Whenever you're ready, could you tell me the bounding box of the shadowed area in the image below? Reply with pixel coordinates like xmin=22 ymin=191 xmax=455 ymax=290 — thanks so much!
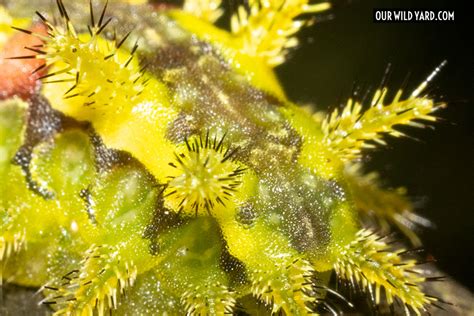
xmin=2 ymin=266 xmax=473 ymax=315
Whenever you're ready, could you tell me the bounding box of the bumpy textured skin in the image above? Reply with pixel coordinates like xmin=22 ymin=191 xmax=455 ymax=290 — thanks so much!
xmin=0 ymin=1 xmax=446 ymax=315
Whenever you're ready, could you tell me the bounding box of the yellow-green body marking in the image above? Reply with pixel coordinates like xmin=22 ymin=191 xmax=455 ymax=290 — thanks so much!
xmin=0 ymin=0 xmax=446 ymax=315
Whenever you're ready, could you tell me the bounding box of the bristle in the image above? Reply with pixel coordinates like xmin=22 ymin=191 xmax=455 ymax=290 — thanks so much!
xmin=123 ymin=41 xmax=139 ymax=68
xmin=24 ymin=46 xmax=47 ymax=55
xmin=116 ymin=30 xmax=132 ymax=49
xmin=95 ymin=17 xmax=112 ymax=36
xmin=35 ymin=11 xmax=49 ymax=23
xmin=32 ymin=63 xmax=48 ymax=75
xmin=6 ymin=55 xmax=40 ymax=61
xmin=89 ymin=0 xmax=95 ymax=28
xmin=411 ymin=60 xmax=447 ymax=98
xmin=98 ymin=0 xmax=109 ymax=30
xmin=313 ymin=284 xmax=354 ymax=309
xmin=56 ymin=0 xmax=70 ymax=22
xmin=10 ymin=26 xmax=33 ymax=35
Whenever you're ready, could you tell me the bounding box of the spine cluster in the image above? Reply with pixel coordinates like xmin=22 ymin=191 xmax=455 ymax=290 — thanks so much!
xmin=334 ymin=229 xmax=441 ymax=315
xmin=41 ymin=244 xmax=137 ymax=316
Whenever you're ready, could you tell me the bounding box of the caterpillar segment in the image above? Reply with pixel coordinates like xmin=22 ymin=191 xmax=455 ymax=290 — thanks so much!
xmin=181 ymin=282 xmax=235 ymax=315
xmin=321 ymin=85 xmax=443 ymax=162
xmin=230 ymin=0 xmax=331 ymax=66
xmin=149 ymin=217 xmax=236 ymax=315
xmin=320 ymin=65 xmax=447 ymax=245
xmin=40 ymin=244 xmax=138 ymax=316
xmin=343 ymin=164 xmax=430 ymax=246
xmin=217 ymin=206 xmax=322 ymax=315
xmin=250 ymin=258 xmax=317 ymax=315
xmin=25 ymin=0 xmax=179 ymax=183
xmin=163 ymin=132 xmax=247 ymax=218
xmin=0 ymin=0 xmax=452 ymax=315
xmin=333 ymin=229 xmax=441 ymax=315
xmin=34 ymin=2 xmax=150 ymax=115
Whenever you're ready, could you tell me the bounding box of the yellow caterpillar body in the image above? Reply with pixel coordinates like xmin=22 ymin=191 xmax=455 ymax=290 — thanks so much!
xmin=0 ymin=0 xmax=448 ymax=314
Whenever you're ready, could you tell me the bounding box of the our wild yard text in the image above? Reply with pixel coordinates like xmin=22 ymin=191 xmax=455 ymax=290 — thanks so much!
xmin=374 ymin=9 xmax=455 ymax=22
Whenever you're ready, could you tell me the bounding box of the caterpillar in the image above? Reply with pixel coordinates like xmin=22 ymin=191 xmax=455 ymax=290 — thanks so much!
xmin=0 ymin=0 xmax=459 ymax=315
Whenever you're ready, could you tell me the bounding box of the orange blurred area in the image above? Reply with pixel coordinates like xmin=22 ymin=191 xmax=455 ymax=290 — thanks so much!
xmin=0 ymin=23 xmax=47 ymax=100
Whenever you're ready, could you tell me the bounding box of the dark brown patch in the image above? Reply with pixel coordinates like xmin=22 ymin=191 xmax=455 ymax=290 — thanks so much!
xmin=143 ymin=191 xmax=186 ymax=256
xmin=79 ymin=187 xmax=97 ymax=225
xmin=257 ymin=170 xmax=342 ymax=254
xmin=154 ymin=38 xmax=303 ymax=173
xmin=12 ymin=94 xmax=69 ymax=198
xmin=88 ymin=131 xmax=121 ymax=173
xmin=219 ymin=240 xmax=248 ymax=287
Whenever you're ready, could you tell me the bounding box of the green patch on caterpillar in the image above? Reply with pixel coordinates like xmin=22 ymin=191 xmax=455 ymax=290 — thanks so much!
xmin=0 ymin=0 xmax=452 ymax=315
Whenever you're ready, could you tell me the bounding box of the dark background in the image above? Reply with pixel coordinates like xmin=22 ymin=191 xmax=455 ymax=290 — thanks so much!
xmin=0 ymin=1 xmax=471 ymax=314
xmin=274 ymin=0 xmax=473 ymax=290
